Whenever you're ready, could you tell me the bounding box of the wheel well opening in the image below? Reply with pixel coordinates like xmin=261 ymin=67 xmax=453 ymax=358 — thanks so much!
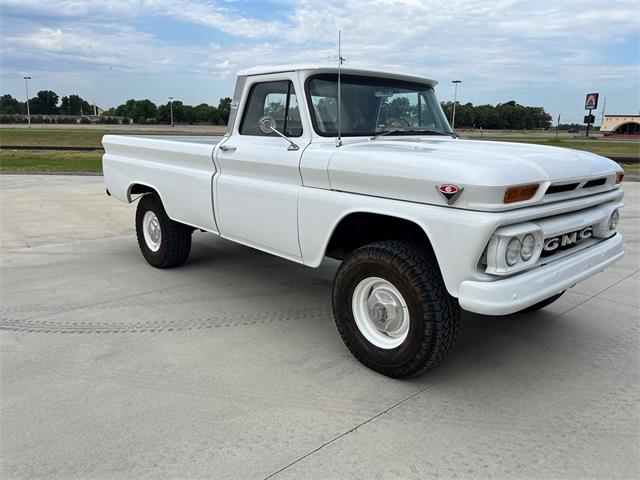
xmin=128 ymin=184 xmax=158 ymax=202
xmin=326 ymin=213 xmax=432 ymax=260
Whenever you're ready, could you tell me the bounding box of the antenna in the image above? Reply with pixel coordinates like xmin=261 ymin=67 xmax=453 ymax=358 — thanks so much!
xmin=336 ymin=30 xmax=344 ymax=147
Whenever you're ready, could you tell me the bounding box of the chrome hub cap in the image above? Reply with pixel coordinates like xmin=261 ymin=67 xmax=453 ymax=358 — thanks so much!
xmin=352 ymin=277 xmax=410 ymax=349
xmin=142 ymin=211 xmax=161 ymax=252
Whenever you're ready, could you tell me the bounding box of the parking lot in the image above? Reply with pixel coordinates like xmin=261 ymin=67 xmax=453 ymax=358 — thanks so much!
xmin=1 ymin=175 xmax=638 ymax=479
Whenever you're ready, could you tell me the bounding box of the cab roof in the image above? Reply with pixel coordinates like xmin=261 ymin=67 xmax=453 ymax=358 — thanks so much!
xmin=236 ymin=64 xmax=437 ymax=87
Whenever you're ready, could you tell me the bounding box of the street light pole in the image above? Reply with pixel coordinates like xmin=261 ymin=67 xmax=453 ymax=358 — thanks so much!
xmin=24 ymin=76 xmax=32 ymax=128
xmin=451 ymin=80 xmax=462 ymax=131
xmin=168 ymin=97 xmax=174 ymax=127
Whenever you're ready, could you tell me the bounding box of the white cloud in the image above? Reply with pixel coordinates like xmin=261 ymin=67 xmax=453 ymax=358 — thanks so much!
xmin=0 ymin=0 xmax=638 ymax=120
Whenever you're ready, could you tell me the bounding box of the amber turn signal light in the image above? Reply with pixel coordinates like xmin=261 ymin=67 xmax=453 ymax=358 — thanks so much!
xmin=504 ymin=184 xmax=539 ymax=204
xmin=616 ymin=171 xmax=624 ymax=184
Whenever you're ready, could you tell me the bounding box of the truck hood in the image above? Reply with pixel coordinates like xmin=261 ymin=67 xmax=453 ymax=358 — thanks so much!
xmin=326 ymin=137 xmax=622 ymax=210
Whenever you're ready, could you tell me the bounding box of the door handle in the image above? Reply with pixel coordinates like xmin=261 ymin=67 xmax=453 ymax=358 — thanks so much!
xmin=219 ymin=144 xmax=237 ymax=152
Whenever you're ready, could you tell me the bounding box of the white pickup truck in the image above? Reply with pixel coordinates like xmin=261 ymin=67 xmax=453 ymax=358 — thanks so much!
xmin=103 ymin=64 xmax=625 ymax=378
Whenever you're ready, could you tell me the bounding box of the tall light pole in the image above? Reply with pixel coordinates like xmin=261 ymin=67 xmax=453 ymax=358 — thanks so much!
xmin=451 ymin=80 xmax=462 ymax=131
xmin=168 ymin=97 xmax=174 ymax=127
xmin=24 ymin=76 xmax=32 ymax=128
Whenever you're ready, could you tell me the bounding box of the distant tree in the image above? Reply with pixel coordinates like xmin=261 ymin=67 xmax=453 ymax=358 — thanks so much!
xmin=101 ymin=96 xmax=231 ymax=125
xmin=60 ymin=94 xmax=92 ymax=115
xmin=386 ymin=96 xmax=412 ymax=119
xmin=193 ymin=103 xmax=220 ymax=124
xmin=29 ymin=90 xmax=59 ymax=115
xmin=526 ymin=106 xmax=552 ymax=129
xmin=454 ymin=102 xmax=475 ymax=128
xmin=114 ymin=99 xmax=158 ymax=123
xmin=473 ymin=104 xmax=501 ymax=129
xmin=157 ymin=103 xmax=171 ymax=124
xmin=440 ymin=100 xmax=551 ymax=130
xmin=167 ymin=100 xmax=187 ymax=123
xmin=0 ymin=94 xmax=24 ymax=114
xmin=496 ymin=101 xmax=522 ymax=129
xmin=217 ymin=97 xmax=232 ymax=124
xmin=182 ymin=104 xmax=197 ymax=123
xmin=264 ymin=100 xmax=285 ymax=120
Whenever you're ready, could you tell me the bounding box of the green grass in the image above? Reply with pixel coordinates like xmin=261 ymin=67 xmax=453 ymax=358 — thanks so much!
xmin=621 ymin=162 xmax=640 ymax=171
xmin=483 ymin=138 xmax=640 ymax=158
xmin=0 ymin=127 xmax=226 ymax=148
xmin=0 ymin=151 xmax=103 ymax=173
xmin=1 ymin=129 xmax=116 ymax=148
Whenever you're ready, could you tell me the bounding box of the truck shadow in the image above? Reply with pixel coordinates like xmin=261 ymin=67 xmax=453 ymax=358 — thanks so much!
xmin=1 ymin=232 xmax=587 ymax=383
xmin=186 ymin=234 xmax=584 ymax=381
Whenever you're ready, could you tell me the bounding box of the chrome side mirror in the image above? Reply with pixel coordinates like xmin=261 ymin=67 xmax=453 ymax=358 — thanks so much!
xmin=258 ymin=116 xmax=276 ymax=135
xmin=257 ymin=115 xmax=299 ymax=151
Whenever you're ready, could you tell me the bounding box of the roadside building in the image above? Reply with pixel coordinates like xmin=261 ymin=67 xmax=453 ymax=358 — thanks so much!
xmin=93 ymin=104 xmax=105 ymax=115
xmin=600 ymin=115 xmax=640 ymax=137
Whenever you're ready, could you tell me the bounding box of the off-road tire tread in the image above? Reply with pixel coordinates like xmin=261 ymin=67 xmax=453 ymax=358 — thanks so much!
xmin=136 ymin=193 xmax=192 ymax=268
xmin=333 ymin=240 xmax=461 ymax=378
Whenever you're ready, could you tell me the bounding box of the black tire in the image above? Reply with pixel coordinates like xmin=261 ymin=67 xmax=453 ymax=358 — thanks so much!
xmin=519 ymin=291 xmax=565 ymax=313
xmin=135 ymin=193 xmax=192 ymax=268
xmin=332 ymin=240 xmax=461 ymax=378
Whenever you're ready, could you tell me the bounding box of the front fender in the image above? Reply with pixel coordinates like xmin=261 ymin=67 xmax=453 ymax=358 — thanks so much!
xmin=297 ymin=187 xmax=499 ymax=298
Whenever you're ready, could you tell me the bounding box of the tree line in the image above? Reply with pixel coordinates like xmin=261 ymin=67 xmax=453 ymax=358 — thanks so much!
xmin=1 ymin=91 xmax=93 ymax=116
xmin=440 ymin=100 xmax=552 ymax=129
xmin=2 ymin=89 xmax=553 ymax=129
xmin=104 ymin=98 xmax=231 ymax=125
xmin=0 ymin=91 xmax=232 ymax=125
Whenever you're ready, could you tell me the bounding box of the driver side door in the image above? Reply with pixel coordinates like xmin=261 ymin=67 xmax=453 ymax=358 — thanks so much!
xmin=215 ymin=77 xmax=308 ymax=261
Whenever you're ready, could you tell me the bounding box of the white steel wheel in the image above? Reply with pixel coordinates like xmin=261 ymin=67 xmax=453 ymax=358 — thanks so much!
xmin=352 ymin=276 xmax=410 ymax=349
xmin=142 ymin=210 xmax=162 ymax=252
xmin=135 ymin=194 xmax=192 ymax=269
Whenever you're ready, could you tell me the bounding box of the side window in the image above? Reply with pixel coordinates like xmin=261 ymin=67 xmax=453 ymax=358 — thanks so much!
xmin=239 ymin=81 xmax=303 ymax=137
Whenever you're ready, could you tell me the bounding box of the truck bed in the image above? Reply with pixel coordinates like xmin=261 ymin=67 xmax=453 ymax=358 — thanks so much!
xmin=102 ymin=134 xmax=224 ymax=232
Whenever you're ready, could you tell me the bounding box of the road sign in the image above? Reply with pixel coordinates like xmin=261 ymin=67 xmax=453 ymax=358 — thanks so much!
xmin=585 ymin=93 xmax=599 ymax=110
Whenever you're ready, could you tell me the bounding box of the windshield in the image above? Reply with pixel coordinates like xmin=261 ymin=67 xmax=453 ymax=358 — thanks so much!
xmin=306 ymin=74 xmax=452 ymax=137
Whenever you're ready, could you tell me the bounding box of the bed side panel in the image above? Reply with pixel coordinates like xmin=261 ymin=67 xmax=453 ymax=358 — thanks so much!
xmin=102 ymin=135 xmax=218 ymax=232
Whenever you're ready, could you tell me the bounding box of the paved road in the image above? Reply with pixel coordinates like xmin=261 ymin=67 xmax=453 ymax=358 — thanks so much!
xmin=1 ymin=176 xmax=638 ymax=479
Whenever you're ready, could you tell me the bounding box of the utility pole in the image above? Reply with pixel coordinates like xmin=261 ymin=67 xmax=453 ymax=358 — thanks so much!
xmin=600 ymin=97 xmax=607 ymax=125
xmin=169 ymin=97 xmax=174 ymax=127
xmin=556 ymin=113 xmax=561 ymax=139
xmin=23 ymin=76 xmax=31 ymax=128
xmin=451 ymin=80 xmax=462 ymax=131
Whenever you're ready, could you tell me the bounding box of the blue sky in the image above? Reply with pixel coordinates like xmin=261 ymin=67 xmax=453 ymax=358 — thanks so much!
xmin=1 ymin=0 xmax=638 ymax=124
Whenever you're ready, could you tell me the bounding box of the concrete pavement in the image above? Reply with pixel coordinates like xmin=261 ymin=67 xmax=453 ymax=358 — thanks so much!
xmin=1 ymin=175 xmax=638 ymax=479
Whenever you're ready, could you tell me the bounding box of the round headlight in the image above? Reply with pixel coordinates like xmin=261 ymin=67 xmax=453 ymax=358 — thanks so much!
xmin=505 ymin=237 xmax=521 ymax=266
xmin=521 ymin=233 xmax=536 ymax=261
xmin=608 ymin=209 xmax=619 ymax=231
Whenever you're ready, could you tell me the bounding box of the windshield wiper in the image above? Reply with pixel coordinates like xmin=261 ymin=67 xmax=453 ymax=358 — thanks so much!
xmin=401 ymin=129 xmax=455 ymax=138
xmin=370 ymin=129 xmax=400 ymax=141
xmin=370 ymin=129 xmax=454 ymax=140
